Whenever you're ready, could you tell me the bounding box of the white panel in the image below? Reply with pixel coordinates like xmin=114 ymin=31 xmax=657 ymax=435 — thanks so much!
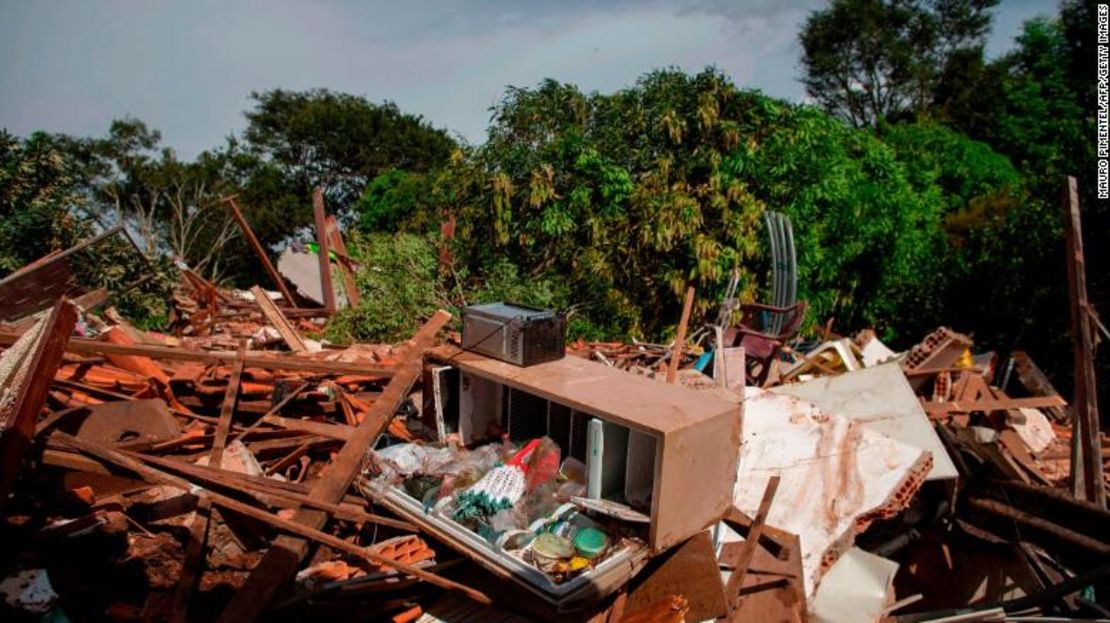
xmin=772 ymin=362 xmax=959 ymax=481
xmin=458 ymin=372 xmax=502 ymax=444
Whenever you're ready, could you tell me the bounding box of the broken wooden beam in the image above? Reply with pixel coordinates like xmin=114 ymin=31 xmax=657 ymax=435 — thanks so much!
xmin=724 ymin=475 xmax=780 ymax=613
xmin=224 ymin=196 xmax=299 ymax=308
xmin=51 ymin=431 xmax=488 ymax=605
xmin=0 ymin=333 xmax=394 ymax=377
xmin=251 ymin=286 xmax=308 ymax=353
xmin=326 ymin=214 xmax=360 ymax=307
xmin=216 ymin=310 xmax=453 ymax=622
xmin=666 ymin=286 xmax=695 ymax=384
xmin=1009 ymin=351 xmax=1067 ymax=423
xmin=920 ymin=395 xmax=1067 ymax=415
xmin=127 ymin=451 xmax=413 ymax=530
xmin=0 ymin=299 xmax=78 ymax=498
xmin=1062 ymin=175 xmax=1105 ymax=508
xmin=312 ymin=187 xmax=338 ymax=312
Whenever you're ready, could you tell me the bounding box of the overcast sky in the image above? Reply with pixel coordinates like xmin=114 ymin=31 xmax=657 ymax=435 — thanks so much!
xmin=1 ymin=0 xmax=1055 ymax=158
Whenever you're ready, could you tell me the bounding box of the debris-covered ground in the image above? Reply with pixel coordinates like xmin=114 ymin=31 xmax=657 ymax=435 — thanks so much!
xmin=1 ymin=213 xmax=1107 ymax=623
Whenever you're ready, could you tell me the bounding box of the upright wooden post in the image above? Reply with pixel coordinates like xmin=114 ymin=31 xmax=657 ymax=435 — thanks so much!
xmin=667 ymin=287 xmax=696 ymax=384
xmin=224 ymin=196 xmax=299 ymax=308
xmin=1063 ymin=175 xmax=1104 ymax=508
xmin=325 ymin=215 xmax=360 ymax=307
xmin=312 ymin=187 xmax=337 ymax=312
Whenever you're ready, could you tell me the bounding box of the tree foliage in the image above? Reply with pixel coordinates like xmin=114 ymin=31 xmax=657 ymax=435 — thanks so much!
xmin=800 ymin=0 xmax=998 ymax=127
xmin=0 ymin=130 xmax=86 ymax=274
xmin=355 ymin=68 xmax=1031 ymax=344
xmin=243 ymin=89 xmax=456 ymax=210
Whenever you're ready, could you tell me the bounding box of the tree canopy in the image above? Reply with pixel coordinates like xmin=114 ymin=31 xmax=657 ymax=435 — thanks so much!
xmin=242 ymin=89 xmax=456 ymax=209
xmin=800 ymin=0 xmax=998 ymax=127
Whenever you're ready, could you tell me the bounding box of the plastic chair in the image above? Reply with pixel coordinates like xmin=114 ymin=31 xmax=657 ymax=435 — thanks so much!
xmin=725 ymin=301 xmax=807 ymax=387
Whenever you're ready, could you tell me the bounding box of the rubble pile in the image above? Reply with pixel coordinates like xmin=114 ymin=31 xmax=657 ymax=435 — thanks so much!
xmin=0 ymin=206 xmax=1107 ymax=623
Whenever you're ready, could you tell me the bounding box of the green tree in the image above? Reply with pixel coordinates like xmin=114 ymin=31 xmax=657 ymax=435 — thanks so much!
xmin=375 ymin=68 xmax=996 ymax=342
xmin=63 ymin=119 xmax=242 ymax=280
xmin=0 ymin=130 xmax=87 ymax=274
xmin=800 ymin=0 xmax=998 ymax=128
xmin=242 ymin=89 xmax=456 ymax=210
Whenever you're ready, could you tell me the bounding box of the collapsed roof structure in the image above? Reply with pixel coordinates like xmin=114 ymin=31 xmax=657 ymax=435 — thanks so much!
xmin=0 ymin=184 xmax=1106 ymax=623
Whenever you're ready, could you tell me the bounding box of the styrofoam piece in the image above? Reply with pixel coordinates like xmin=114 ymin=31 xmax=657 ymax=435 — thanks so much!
xmin=772 ymin=362 xmax=959 ymax=481
xmin=0 ymin=569 xmax=58 ymax=614
xmin=1011 ymin=407 xmax=1056 ymax=453
xmin=859 ymin=335 xmax=897 ymax=367
xmin=732 ymin=388 xmax=930 ymax=602
xmin=812 ymin=547 xmax=899 ymax=623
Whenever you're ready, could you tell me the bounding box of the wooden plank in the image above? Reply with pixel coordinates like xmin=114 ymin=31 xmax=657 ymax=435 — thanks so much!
xmin=257 ymin=413 xmax=351 ymax=441
xmin=250 ymin=286 xmax=307 ymax=353
xmin=721 ymin=506 xmax=792 ymax=559
xmin=1062 ymin=176 xmax=1104 ymax=507
xmin=215 ymin=310 xmax=452 ymax=623
xmin=724 ymin=475 xmax=780 ymax=613
xmin=325 ymin=215 xmax=360 ymax=307
xmin=264 ymin=441 xmax=312 ymax=476
xmin=624 ymin=530 xmax=727 ymax=621
xmin=0 ymin=299 xmax=78 ymax=498
xmin=168 ymin=340 xmax=244 ymax=622
xmin=224 ymin=196 xmax=298 ymax=308
xmin=210 ymin=340 xmax=246 ymax=472
xmin=0 ymin=333 xmax=394 ymax=377
xmin=920 ymin=396 xmax=1066 ymax=415
xmin=128 ymin=451 xmax=413 ymax=530
xmin=666 ymin=286 xmax=695 ymax=384
xmin=168 ymin=497 xmax=211 ymax=623
xmin=72 ymin=288 xmax=109 ymax=311
xmin=51 ymin=431 xmax=489 ymax=605
xmin=230 ymin=382 xmax=313 ymax=442
xmin=312 ymin=188 xmax=337 ymax=311
xmin=721 ymin=531 xmax=805 ymax=623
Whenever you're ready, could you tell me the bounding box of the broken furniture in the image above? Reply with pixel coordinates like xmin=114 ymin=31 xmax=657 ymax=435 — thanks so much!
xmin=725 ymin=300 xmax=807 ymax=387
xmin=372 ymin=347 xmax=742 ymax=613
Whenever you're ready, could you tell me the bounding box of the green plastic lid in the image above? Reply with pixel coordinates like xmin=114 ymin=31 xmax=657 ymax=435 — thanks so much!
xmin=573 ymin=527 xmax=609 ymax=559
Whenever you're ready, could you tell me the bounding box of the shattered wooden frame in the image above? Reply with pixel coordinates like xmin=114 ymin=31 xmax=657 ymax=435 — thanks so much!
xmin=0 ymin=299 xmax=78 ymax=499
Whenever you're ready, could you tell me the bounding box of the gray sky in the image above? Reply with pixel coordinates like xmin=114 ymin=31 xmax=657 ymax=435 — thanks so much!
xmin=0 ymin=0 xmax=1055 ymax=159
